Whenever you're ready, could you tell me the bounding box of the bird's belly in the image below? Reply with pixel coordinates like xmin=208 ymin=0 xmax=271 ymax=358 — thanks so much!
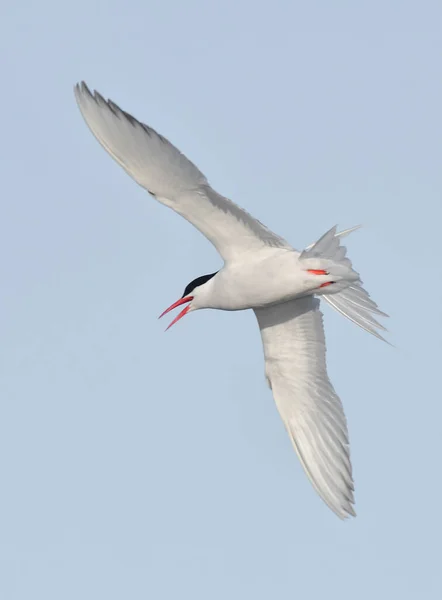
xmin=210 ymin=252 xmax=312 ymax=311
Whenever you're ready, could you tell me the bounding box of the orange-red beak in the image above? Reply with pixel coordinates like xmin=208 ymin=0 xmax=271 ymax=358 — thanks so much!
xmin=158 ymin=296 xmax=194 ymax=331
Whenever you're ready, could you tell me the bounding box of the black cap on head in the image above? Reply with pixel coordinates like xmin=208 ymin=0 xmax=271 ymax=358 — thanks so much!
xmin=182 ymin=272 xmax=218 ymax=298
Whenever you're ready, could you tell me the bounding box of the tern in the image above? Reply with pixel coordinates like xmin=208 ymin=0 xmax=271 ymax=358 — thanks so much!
xmin=74 ymin=82 xmax=388 ymax=519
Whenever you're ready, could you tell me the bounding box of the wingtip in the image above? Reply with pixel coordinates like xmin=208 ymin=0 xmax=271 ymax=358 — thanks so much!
xmin=73 ymin=81 xmax=95 ymax=100
xmin=334 ymin=500 xmax=357 ymax=520
xmin=74 ymin=81 xmax=90 ymax=104
xmin=327 ymin=500 xmax=357 ymax=520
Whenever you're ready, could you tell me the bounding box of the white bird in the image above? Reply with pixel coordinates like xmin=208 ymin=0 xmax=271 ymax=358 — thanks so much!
xmin=74 ymin=82 xmax=388 ymax=519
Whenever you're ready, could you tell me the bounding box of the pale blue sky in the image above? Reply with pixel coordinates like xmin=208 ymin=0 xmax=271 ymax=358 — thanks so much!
xmin=1 ymin=1 xmax=441 ymax=598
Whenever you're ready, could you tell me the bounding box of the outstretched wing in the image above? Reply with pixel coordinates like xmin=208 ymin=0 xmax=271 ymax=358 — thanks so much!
xmin=254 ymin=296 xmax=355 ymax=519
xmin=74 ymin=82 xmax=289 ymax=262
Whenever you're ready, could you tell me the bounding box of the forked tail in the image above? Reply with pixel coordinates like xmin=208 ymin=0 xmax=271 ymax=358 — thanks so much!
xmin=300 ymin=225 xmax=389 ymax=342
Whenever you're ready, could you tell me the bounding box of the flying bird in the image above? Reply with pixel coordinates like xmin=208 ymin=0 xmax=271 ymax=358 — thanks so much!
xmin=74 ymin=82 xmax=388 ymax=519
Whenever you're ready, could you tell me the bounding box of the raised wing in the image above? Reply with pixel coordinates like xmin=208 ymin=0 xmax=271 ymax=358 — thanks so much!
xmin=254 ymin=297 xmax=356 ymax=519
xmin=74 ymin=82 xmax=289 ymax=262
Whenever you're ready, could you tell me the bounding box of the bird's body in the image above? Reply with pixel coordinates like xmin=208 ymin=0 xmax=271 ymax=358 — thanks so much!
xmin=74 ymin=82 xmax=388 ymax=519
xmin=193 ymin=250 xmax=317 ymax=311
xmin=192 ymin=249 xmax=356 ymax=311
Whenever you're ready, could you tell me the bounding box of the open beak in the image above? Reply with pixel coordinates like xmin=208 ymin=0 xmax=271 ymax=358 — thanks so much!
xmin=158 ymin=296 xmax=194 ymax=331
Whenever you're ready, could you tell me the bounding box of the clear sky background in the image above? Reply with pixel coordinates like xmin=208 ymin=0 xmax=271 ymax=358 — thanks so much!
xmin=1 ymin=1 xmax=441 ymax=598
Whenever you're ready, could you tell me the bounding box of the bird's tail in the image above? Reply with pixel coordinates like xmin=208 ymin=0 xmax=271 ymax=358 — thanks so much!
xmin=300 ymin=225 xmax=389 ymax=342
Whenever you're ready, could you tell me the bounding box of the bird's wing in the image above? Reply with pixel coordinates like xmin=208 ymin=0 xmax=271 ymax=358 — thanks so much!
xmin=74 ymin=82 xmax=290 ymax=262
xmin=254 ymin=296 xmax=355 ymax=519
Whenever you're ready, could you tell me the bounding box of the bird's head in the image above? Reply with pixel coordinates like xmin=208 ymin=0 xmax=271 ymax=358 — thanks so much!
xmin=159 ymin=272 xmax=218 ymax=330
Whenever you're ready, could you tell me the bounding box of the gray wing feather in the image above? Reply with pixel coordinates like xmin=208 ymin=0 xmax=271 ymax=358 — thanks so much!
xmin=74 ymin=82 xmax=289 ymax=261
xmin=255 ymin=297 xmax=356 ymax=519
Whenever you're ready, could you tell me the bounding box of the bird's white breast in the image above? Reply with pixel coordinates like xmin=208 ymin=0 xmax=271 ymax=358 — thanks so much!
xmin=202 ymin=249 xmax=318 ymax=311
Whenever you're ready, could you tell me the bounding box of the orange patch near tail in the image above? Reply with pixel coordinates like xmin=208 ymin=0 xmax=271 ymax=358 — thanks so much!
xmin=307 ymin=269 xmax=328 ymax=275
xmin=319 ymin=282 xmax=334 ymax=288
